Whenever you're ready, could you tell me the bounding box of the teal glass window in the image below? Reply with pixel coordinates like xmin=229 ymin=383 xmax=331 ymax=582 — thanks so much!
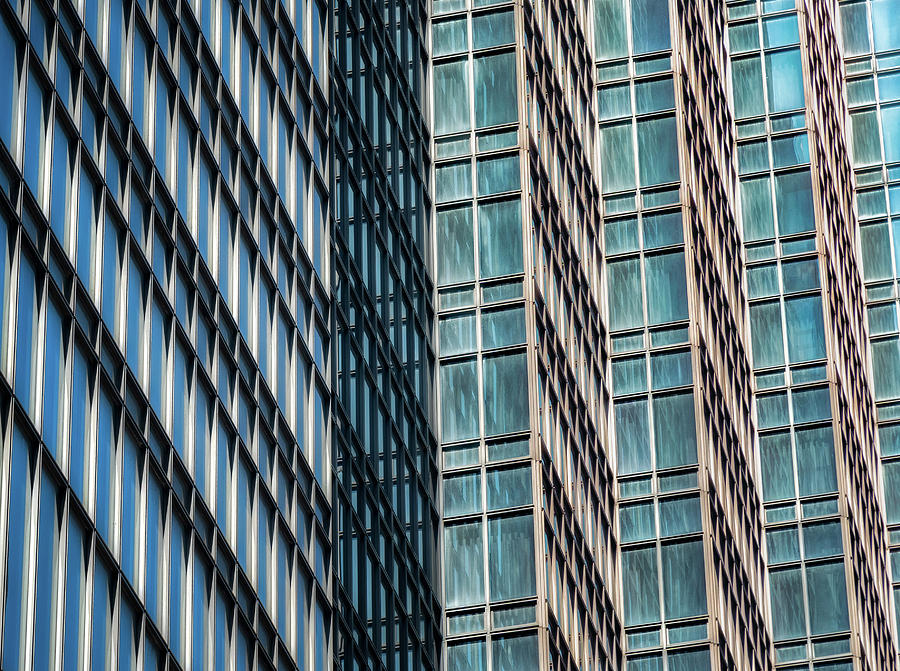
xmin=760 ymin=432 xmax=794 ymax=501
xmin=644 ymin=251 xmax=688 ymax=324
xmin=661 ymin=539 xmax=707 ymax=619
xmin=488 ymin=514 xmax=536 ymax=600
xmin=653 ymin=392 xmax=697 ymax=469
xmin=775 ymin=169 xmax=814 ymax=235
xmin=600 ymin=122 xmax=636 ymax=193
xmin=437 ymin=206 xmax=476 ymax=285
xmin=608 ymin=257 xmax=643 ymax=331
xmin=445 ymin=471 xmax=482 ymax=516
xmin=795 ymin=425 xmax=837 ymax=497
xmin=478 ymin=199 xmax=523 ymax=278
xmin=487 ymin=465 xmax=532 ymax=510
xmin=441 ymin=359 xmax=480 ymax=442
xmin=445 ymin=521 xmax=485 ymax=607
xmin=750 ymin=300 xmax=785 ymax=369
xmin=433 ymin=18 xmax=467 ymax=57
xmin=473 ymin=52 xmax=517 ymax=127
xmin=477 ymin=154 xmax=520 ymax=196
xmin=483 ymin=352 xmax=529 ymax=435
xmin=631 ymin=0 xmax=670 ymax=54
xmin=434 ymin=61 xmax=471 ymax=135
xmin=616 ymin=398 xmax=651 ymax=474
xmin=621 ymin=546 xmax=660 ymax=625
xmin=472 ymin=10 xmax=514 ymax=49
xmin=806 ymin=561 xmax=849 ymax=635
xmin=595 ymin=0 xmax=627 ymax=60
xmin=637 ymin=116 xmax=679 ymax=186
xmin=765 ymin=49 xmax=804 ymax=113
xmin=770 ymin=567 xmax=805 ymax=640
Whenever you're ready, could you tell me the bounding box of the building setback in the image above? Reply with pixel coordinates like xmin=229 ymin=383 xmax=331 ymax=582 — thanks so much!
xmin=1 ymin=0 xmax=900 ymax=670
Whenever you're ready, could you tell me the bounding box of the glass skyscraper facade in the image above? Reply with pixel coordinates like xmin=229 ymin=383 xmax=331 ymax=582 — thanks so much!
xmin=4 ymin=0 xmax=900 ymax=669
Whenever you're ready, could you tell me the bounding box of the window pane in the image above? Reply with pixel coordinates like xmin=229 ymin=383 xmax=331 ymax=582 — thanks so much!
xmin=620 ymin=502 xmax=655 ymax=543
xmin=750 ymin=300 xmax=785 ymax=368
xmin=645 ymin=252 xmax=688 ymax=324
xmin=434 ymin=60 xmax=470 ymax=136
xmin=492 ymin=634 xmax=539 ymax=671
xmin=477 ymin=154 xmax=520 ymax=196
xmin=436 ymin=161 xmax=472 ymax=203
xmin=760 ymin=432 xmax=794 ymax=501
xmin=873 ymin=0 xmax=900 ymax=52
xmin=441 ymin=359 xmax=479 ymax=442
xmin=441 ymin=313 xmax=477 ymax=359
xmin=767 ymin=527 xmax=800 ymax=563
xmin=487 ymin=465 xmax=532 ymax=510
xmin=445 ymin=521 xmax=485 ymax=607
xmin=653 ymin=392 xmax=697 ymax=469
xmin=784 ymin=294 xmax=825 ymax=363
xmin=478 ymin=199 xmax=523 ymax=278
xmin=740 ymin=175 xmax=775 ymax=241
xmin=621 ymin=547 xmax=660 ymax=626
xmin=472 ymin=10 xmax=514 ymax=49
xmin=775 ymin=169 xmax=814 ymax=235
xmin=616 ymin=398 xmax=651 ymax=474
xmin=733 ymin=56 xmax=765 ymax=119
xmin=850 ymin=110 xmax=882 ymax=166
xmin=444 ymin=471 xmax=482 ymax=517
xmin=483 ymin=352 xmax=529 ymax=435
xmin=482 ymin=306 xmax=525 ymax=349
xmin=661 ymin=540 xmax=707 ymax=619
xmin=860 ymin=221 xmax=893 ymax=282
xmin=433 ymin=18 xmax=467 ymax=57
xmin=807 ymin=561 xmax=849 ymax=635
xmin=448 ymin=640 xmax=486 ymax=671
xmin=795 ymin=425 xmax=837 ymax=497
xmin=631 ymin=0 xmax=670 ymax=54
xmin=883 ymin=105 xmax=900 ymax=163
xmin=437 ymin=206 xmax=475 ymax=285
xmin=637 ymin=116 xmax=679 ymax=186
xmin=488 ymin=514 xmax=536 ymax=600
xmin=770 ymin=567 xmax=805 ymax=640
xmin=608 ymin=257 xmax=643 ymax=331
xmin=804 ymin=520 xmax=842 ymax=559
xmin=765 ymin=49 xmax=804 ymax=113
xmin=840 ymin=1 xmax=870 ymax=56
xmin=659 ymin=496 xmax=702 ymax=537
xmin=474 ymin=52 xmax=517 ymax=128
xmin=595 ymin=0 xmax=627 ymax=60
xmin=872 ymin=338 xmax=900 ymax=401
xmin=600 ymin=123 xmax=636 ymax=193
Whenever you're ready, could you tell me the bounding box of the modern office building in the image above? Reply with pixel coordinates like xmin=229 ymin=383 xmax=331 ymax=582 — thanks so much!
xmin=3 ymin=0 xmax=900 ymax=669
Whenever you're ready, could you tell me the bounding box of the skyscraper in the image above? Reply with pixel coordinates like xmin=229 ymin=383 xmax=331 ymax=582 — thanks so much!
xmin=3 ymin=0 xmax=900 ymax=670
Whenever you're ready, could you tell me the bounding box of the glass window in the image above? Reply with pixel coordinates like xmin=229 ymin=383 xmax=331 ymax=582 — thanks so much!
xmin=3 ymin=425 xmax=35 ymax=671
xmin=750 ymin=300 xmax=785 ymax=368
xmin=63 ymin=513 xmax=90 ymax=671
xmin=767 ymin=526 xmax=801 ymax=563
xmin=15 ymin=251 xmax=40 ymax=417
xmin=488 ymin=514 xmax=536 ymax=600
xmin=483 ymin=352 xmax=529 ymax=435
xmin=795 ymin=425 xmax=837 ymax=497
xmin=884 ymin=461 xmax=900 ymax=524
xmin=662 ymin=540 xmax=707 ymax=618
xmin=600 ymin=122 xmax=636 ymax=193
xmin=763 ymin=14 xmax=799 ymax=47
xmin=434 ymin=60 xmax=471 ymax=135
xmin=733 ymin=56 xmax=765 ymax=119
xmin=477 ymin=154 xmax=520 ymax=196
xmin=772 ymin=133 xmax=809 ymax=168
xmin=620 ymin=502 xmax=655 ymax=542
xmin=433 ymin=18 xmax=467 ymax=57
xmin=599 ymin=83 xmax=631 ymax=120
xmin=436 ymin=161 xmax=472 ymax=203
xmin=729 ymin=21 xmax=759 ymax=53
xmin=760 ymin=432 xmax=794 ymax=501
xmin=473 ymin=52 xmax=517 ymax=128
xmin=441 ymin=359 xmax=479 ymax=442
xmin=616 ymin=398 xmax=651 ymax=474
xmin=872 ymin=338 xmax=900 ymax=401
xmin=642 ymin=210 xmax=682 ymax=249
xmin=444 ymin=471 xmax=482 ymax=517
xmin=770 ymin=566 xmax=805 ymax=640
xmin=608 ymin=257 xmax=643 ymax=331
xmin=437 ymin=206 xmax=475 ymax=285
xmin=804 ymin=520 xmax=842 ymax=559
xmin=472 ymin=10 xmax=514 ymax=49
xmin=631 ymin=0 xmax=670 ymax=54
xmin=440 ymin=312 xmax=477 ymax=357
xmin=478 ymin=199 xmax=523 ymax=278
xmin=613 ymin=355 xmax=647 ymax=396
xmin=765 ymin=49 xmax=804 ymax=113
xmin=650 ymin=349 xmax=691 ymax=389
xmin=487 ymin=465 xmax=532 ymax=510
xmin=740 ymin=175 xmax=775 ymax=241
xmin=659 ymin=496 xmax=702 ymax=537
xmin=668 ymin=649 xmax=710 ymax=671
xmin=774 ymin=170 xmax=814 ymax=236
xmin=840 ymin=1 xmax=870 ymax=56
xmin=653 ymin=392 xmax=697 ymax=469
xmin=621 ymin=546 xmax=660 ymax=626
xmin=784 ymin=294 xmax=825 ymax=362
xmin=448 ymin=640 xmax=486 ymax=671
xmin=637 ymin=116 xmax=679 ymax=186
xmin=872 ymin=0 xmax=900 ymax=52
xmin=635 ymin=77 xmax=675 ymax=114
xmin=595 ymin=0 xmax=627 ymax=60
xmin=883 ymin=105 xmax=900 ymax=163
xmin=850 ymin=110 xmax=881 ymax=167
xmin=645 ymin=251 xmax=688 ymax=324
xmin=492 ymin=634 xmax=539 ymax=671
xmin=806 ymin=561 xmax=849 ymax=635
xmin=482 ymin=306 xmax=525 ymax=349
